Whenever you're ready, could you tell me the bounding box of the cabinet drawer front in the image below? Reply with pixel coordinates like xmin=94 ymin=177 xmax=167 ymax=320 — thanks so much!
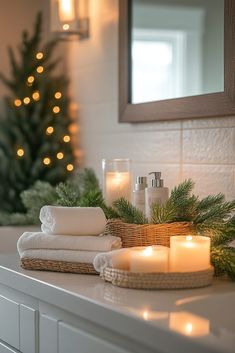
xmin=40 ymin=314 xmax=58 ymax=353
xmin=0 ymin=296 xmax=19 ymax=349
xmin=59 ymin=322 xmax=130 ymax=353
xmin=20 ymin=304 xmax=38 ymax=353
xmin=0 ymin=341 xmax=19 ymax=353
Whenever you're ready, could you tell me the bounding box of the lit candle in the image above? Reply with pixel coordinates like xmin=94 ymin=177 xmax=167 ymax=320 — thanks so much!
xmin=169 ymin=235 xmax=211 ymax=272
xmin=105 ymin=172 xmax=131 ymax=206
xmin=130 ymin=246 xmax=169 ymax=273
xmin=58 ymin=0 xmax=75 ymax=22
xmin=169 ymin=312 xmax=210 ymax=337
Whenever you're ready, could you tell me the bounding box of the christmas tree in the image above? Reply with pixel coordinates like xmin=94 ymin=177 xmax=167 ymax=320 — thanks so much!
xmin=0 ymin=13 xmax=75 ymax=213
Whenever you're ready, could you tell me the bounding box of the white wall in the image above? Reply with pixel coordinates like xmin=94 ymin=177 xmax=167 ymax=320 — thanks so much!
xmin=67 ymin=0 xmax=235 ymax=200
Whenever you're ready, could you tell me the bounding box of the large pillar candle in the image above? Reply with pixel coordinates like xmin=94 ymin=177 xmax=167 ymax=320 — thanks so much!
xmin=130 ymin=246 xmax=169 ymax=273
xmin=169 ymin=235 xmax=211 ymax=272
xmin=102 ymin=159 xmax=131 ymax=206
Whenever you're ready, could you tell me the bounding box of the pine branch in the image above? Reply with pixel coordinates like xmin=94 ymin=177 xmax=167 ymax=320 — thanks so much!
xmin=113 ymin=198 xmax=148 ymax=224
xmin=78 ymin=189 xmax=104 ymax=207
xmin=168 ymin=180 xmax=199 ymax=221
xmin=211 ymin=246 xmax=235 ymax=280
xmin=151 ymin=200 xmax=177 ymax=224
xmin=56 ymin=182 xmax=80 ymax=207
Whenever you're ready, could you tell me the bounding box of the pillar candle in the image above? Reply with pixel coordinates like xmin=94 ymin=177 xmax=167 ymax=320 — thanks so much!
xmin=169 ymin=235 xmax=211 ymax=272
xmin=105 ymin=172 xmax=131 ymax=206
xmin=130 ymin=246 xmax=169 ymax=273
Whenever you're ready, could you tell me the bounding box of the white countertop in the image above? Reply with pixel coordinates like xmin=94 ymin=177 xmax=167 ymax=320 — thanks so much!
xmin=0 ymin=227 xmax=235 ymax=353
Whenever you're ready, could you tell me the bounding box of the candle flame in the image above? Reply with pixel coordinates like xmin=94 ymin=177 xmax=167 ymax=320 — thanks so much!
xmin=185 ymin=322 xmax=193 ymax=334
xmin=143 ymin=246 xmax=153 ymax=257
xmin=186 ymin=236 xmax=193 ymax=241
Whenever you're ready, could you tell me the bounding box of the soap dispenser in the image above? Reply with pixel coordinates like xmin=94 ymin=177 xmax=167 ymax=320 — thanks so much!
xmin=133 ymin=176 xmax=147 ymax=214
xmin=145 ymin=172 xmax=169 ymax=220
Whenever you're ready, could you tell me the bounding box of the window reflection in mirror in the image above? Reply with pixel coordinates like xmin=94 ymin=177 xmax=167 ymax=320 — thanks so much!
xmin=131 ymin=0 xmax=224 ymax=104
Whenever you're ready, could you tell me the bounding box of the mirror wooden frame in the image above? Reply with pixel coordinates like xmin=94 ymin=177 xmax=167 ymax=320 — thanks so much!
xmin=119 ymin=0 xmax=235 ymax=123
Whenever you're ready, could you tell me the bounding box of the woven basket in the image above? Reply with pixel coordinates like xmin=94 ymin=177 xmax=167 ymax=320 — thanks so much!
xmin=21 ymin=258 xmax=98 ymax=275
xmin=104 ymin=219 xmax=194 ymax=248
xmin=102 ymin=267 xmax=214 ymax=289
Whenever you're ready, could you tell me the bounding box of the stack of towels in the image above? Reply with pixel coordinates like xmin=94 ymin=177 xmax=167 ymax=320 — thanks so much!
xmin=17 ymin=206 xmax=122 ymax=273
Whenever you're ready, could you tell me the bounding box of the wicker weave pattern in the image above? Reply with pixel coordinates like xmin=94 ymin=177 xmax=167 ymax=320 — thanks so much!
xmin=21 ymin=258 xmax=98 ymax=275
xmin=102 ymin=267 xmax=214 ymax=289
xmin=105 ymin=220 xmax=194 ymax=248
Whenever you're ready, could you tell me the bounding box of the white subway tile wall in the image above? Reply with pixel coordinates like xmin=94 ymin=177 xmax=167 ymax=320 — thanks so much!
xmin=67 ymin=0 xmax=235 ymax=199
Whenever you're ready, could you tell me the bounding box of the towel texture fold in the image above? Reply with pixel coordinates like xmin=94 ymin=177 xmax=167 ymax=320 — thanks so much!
xmin=93 ymin=247 xmax=146 ymax=272
xmin=17 ymin=232 xmax=122 ymax=256
xmin=40 ymin=206 xmax=107 ymax=235
xmin=21 ymin=249 xmax=98 ymax=263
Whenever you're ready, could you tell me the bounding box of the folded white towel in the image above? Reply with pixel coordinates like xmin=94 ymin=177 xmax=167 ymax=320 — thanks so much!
xmin=17 ymin=232 xmax=122 ymax=256
xmin=93 ymin=247 xmax=146 ymax=272
xmin=20 ymin=249 xmax=98 ymax=263
xmin=40 ymin=206 xmax=107 ymax=236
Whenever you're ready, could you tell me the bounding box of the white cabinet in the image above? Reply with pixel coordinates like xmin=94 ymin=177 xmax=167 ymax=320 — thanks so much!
xmin=40 ymin=314 xmax=58 ymax=353
xmin=0 ymin=294 xmax=38 ymax=353
xmin=58 ymin=322 xmax=130 ymax=353
xmin=0 ymin=295 xmax=20 ymax=350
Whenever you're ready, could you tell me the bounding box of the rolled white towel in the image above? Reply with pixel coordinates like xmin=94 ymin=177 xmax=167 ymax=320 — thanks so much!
xmin=93 ymin=247 xmax=145 ymax=273
xmin=17 ymin=232 xmax=122 ymax=256
xmin=20 ymin=249 xmax=98 ymax=263
xmin=40 ymin=206 xmax=107 ymax=235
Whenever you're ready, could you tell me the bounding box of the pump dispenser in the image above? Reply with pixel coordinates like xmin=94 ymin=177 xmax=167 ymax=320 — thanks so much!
xmin=133 ymin=176 xmax=147 ymax=213
xmin=145 ymin=172 xmax=169 ymax=220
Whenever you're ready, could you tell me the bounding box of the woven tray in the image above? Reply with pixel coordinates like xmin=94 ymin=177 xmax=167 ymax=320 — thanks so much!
xmin=101 ymin=267 xmax=214 ymax=289
xmin=21 ymin=258 xmax=98 ymax=275
xmin=104 ymin=219 xmax=194 ymax=248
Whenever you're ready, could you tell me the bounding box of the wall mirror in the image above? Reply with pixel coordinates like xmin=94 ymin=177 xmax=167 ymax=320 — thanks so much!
xmin=119 ymin=0 xmax=235 ymax=122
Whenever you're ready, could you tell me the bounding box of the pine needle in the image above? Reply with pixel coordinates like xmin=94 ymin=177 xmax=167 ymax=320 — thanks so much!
xmin=113 ymin=198 xmax=148 ymax=224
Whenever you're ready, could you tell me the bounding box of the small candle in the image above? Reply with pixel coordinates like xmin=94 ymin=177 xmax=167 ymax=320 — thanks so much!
xmin=105 ymin=171 xmax=131 ymax=206
xmin=130 ymin=246 xmax=169 ymax=273
xmin=169 ymin=235 xmax=211 ymax=272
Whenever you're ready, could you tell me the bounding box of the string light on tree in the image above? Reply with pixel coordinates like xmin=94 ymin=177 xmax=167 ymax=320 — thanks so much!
xmin=23 ymin=97 xmax=31 ymax=105
xmin=32 ymin=91 xmax=40 ymax=101
xmin=17 ymin=148 xmax=24 ymax=157
xmin=63 ymin=135 xmax=70 ymax=143
xmin=57 ymin=152 xmax=64 ymax=160
xmin=14 ymin=99 xmax=22 ymax=107
xmin=53 ymin=106 xmax=60 ymax=114
xmin=27 ymin=76 xmax=35 ymax=84
xmin=43 ymin=157 xmax=51 ymax=166
xmin=66 ymin=163 xmax=74 ymax=172
xmin=46 ymin=126 xmax=54 ymax=135
xmin=36 ymin=66 xmax=44 ymax=74
xmin=55 ymin=92 xmax=62 ymax=99
xmin=36 ymin=52 xmax=43 ymax=60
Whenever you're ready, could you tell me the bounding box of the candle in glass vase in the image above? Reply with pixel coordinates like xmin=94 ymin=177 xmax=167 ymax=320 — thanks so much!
xmin=169 ymin=235 xmax=211 ymax=272
xmin=130 ymin=246 xmax=169 ymax=273
xmin=102 ymin=159 xmax=131 ymax=206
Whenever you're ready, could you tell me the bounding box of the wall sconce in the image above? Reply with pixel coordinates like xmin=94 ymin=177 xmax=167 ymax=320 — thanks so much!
xmin=50 ymin=0 xmax=89 ymax=39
